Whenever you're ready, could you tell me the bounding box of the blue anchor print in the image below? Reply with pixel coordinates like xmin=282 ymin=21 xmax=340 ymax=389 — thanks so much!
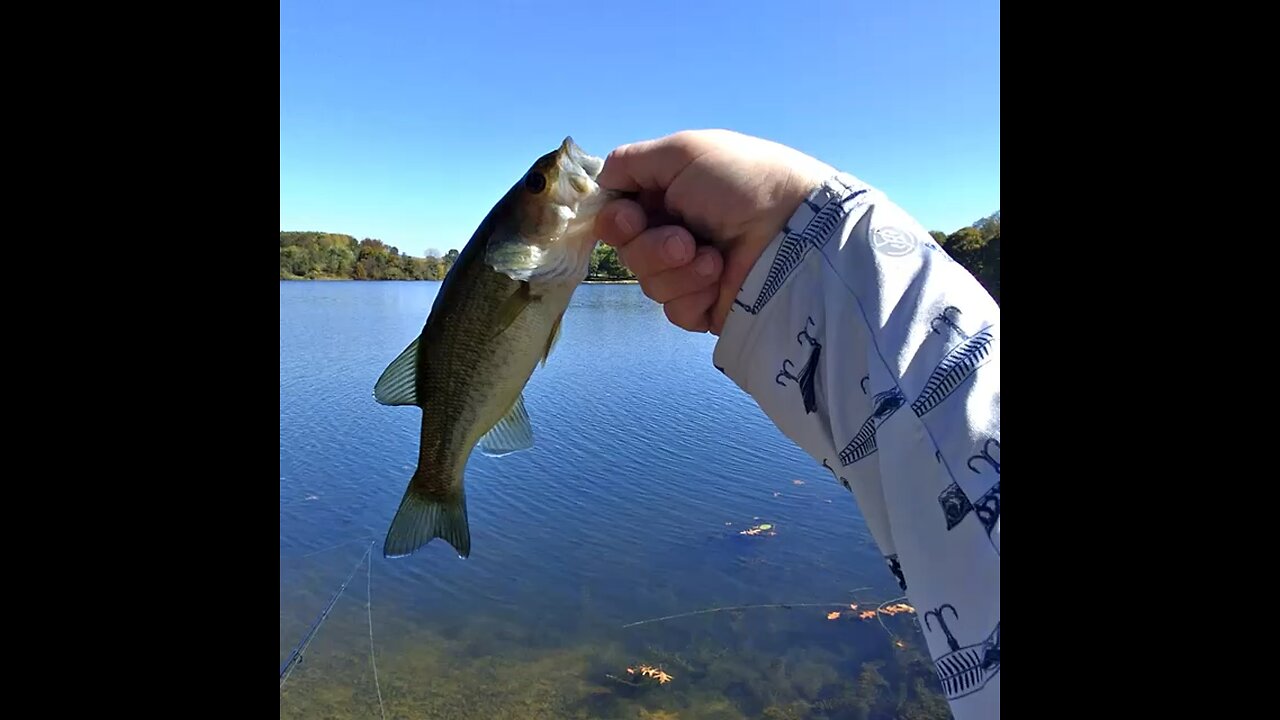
xmin=836 ymin=386 xmax=906 ymax=466
xmin=775 ymin=360 xmax=800 ymax=386
xmin=935 ymin=437 xmax=999 ymax=550
xmin=923 ymin=605 xmax=961 ymax=652
xmin=924 ymin=605 xmax=999 ymax=700
xmin=930 ymin=306 xmax=968 ymax=339
xmin=731 ymin=188 xmax=866 ymax=315
xmin=774 ymin=317 xmax=822 ymax=414
xmin=911 ymin=329 xmax=995 ymax=418
xmin=973 ymin=481 xmax=1000 ymax=541
xmin=967 ymin=438 xmax=1000 ymax=476
xmin=930 ymin=436 xmax=999 ymax=550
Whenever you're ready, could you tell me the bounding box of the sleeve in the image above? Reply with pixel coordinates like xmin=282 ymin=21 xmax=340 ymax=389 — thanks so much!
xmin=711 ymin=172 xmax=1000 ymax=720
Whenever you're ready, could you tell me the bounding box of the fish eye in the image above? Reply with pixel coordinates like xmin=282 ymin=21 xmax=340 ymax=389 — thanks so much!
xmin=525 ymin=171 xmax=546 ymax=194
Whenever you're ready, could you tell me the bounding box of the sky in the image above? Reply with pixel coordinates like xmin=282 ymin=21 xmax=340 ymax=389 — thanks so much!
xmin=281 ymin=0 xmax=1000 ymax=257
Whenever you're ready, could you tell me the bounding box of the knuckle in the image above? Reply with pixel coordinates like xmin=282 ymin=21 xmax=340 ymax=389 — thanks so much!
xmin=664 ymin=132 xmax=703 ymax=164
xmin=604 ymin=145 xmax=631 ymax=166
xmin=663 ymin=301 xmax=688 ymax=328
xmin=616 ymin=244 xmax=639 ymax=268
xmin=664 ymin=299 xmax=703 ymax=331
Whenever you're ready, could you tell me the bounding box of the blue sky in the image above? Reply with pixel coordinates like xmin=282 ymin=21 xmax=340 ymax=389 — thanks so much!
xmin=281 ymin=0 xmax=999 ymax=256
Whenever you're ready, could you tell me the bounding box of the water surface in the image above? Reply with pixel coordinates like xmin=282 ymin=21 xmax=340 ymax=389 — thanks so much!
xmin=280 ymin=280 xmax=949 ymax=719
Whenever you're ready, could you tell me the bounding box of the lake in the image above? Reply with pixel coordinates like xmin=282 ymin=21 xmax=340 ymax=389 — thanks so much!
xmin=279 ymin=280 xmax=951 ymax=719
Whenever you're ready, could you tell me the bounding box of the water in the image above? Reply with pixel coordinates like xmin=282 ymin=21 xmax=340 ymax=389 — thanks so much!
xmin=280 ymin=280 xmax=950 ymax=719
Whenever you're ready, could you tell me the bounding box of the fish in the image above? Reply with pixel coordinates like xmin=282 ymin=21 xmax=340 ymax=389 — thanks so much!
xmin=372 ymin=136 xmax=613 ymax=560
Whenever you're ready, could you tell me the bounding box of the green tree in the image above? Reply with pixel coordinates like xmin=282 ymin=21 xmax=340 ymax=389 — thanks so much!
xmin=938 ymin=218 xmax=999 ymax=305
xmin=280 ymin=245 xmax=309 ymax=277
xmin=974 ymin=211 xmax=1000 ymax=241
xmin=588 ymin=243 xmax=634 ymax=280
xmin=945 ymin=226 xmax=985 ymax=253
xmin=282 ymin=230 xmax=454 ymax=281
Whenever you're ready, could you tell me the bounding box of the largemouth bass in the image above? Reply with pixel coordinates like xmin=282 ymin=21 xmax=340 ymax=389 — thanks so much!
xmin=372 ymin=137 xmax=612 ymax=559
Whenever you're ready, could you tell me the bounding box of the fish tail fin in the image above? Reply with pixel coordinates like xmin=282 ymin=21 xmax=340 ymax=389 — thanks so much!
xmin=383 ymin=472 xmax=470 ymax=559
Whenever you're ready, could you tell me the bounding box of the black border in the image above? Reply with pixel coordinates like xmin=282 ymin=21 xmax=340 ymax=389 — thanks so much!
xmin=112 ymin=2 xmax=1146 ymax=715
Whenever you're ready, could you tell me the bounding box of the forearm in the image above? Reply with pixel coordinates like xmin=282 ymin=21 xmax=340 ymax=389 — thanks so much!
xmin=712 ymin=172 xmax=1000 ymax=719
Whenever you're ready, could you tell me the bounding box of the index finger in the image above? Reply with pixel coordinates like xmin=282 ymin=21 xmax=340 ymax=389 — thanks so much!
xmin=594 ymin=198 xmax=647 ymax=249
xmin=596 ymin=134 xmax=703 ymax=193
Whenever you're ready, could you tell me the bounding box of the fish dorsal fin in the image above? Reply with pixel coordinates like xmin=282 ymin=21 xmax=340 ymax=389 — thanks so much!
xmin=477 ymin=393 xmax=534 ymax=457
xmin=373 ymin=337 xmax=420 ymax=406
xmin=541 ymin=311 xmax=564 ymax=367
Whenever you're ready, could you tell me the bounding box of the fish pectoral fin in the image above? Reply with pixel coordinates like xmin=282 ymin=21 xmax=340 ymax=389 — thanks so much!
xmin=489 ymin=281 xmax=538 ymax=341
xmin=477 ymin=393 xmax=534 ymax=457
xmin=541 ymin=311 xmax=564 ymax=367
xmin=383 ymin=484 xmax=471 ymax=559
xmin=373 ymin=337 xmax=421 ymax=406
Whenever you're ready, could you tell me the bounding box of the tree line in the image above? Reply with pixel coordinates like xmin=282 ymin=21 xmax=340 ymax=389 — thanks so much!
xmin=279 ymin=232 xmax=636 ymax=282
xmin=280 ymin=210 xmax=997 ymax=301
xmin=932 ymin=210 xmax=999 ymax=304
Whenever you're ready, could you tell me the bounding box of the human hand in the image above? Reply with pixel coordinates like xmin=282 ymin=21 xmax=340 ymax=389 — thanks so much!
xmin=593 ymin=129 xmax=836 ymax=335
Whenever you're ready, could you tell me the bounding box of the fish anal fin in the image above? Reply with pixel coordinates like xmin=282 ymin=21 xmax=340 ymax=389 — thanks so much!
xmin=477 ymin=393 xmax=534 ymax=457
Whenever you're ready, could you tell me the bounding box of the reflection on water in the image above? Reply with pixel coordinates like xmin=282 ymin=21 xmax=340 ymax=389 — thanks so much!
xmin=280 ymin=281 xmax=950 ymax=719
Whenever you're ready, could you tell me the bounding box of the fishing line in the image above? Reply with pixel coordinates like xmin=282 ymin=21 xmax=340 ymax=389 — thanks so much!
xmin=622 ymin=602 xmax=851 ymax=628
xmin=873 ymin=595 xmax=910 ymax=642
xmin=278 ymin=534 xmax=378 ymax=568
xmin=300 ymin=534 xmax=379 ymax=559
xmin=619 ymin=590 xmax=918 ymax=656
xmin=620 ymin=587 xmax=873 ymax=628
xmin=366 ymin=544 xmax=386 ymax=720
xmin=280 ymin=540 xmax=375 ymax=688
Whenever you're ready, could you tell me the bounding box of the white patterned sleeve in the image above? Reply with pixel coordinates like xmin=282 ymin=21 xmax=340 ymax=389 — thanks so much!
xmin=712 ymin=172 xmax=1000 ymax=720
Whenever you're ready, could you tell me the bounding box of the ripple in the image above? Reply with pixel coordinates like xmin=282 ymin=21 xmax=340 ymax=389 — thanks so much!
xmin=282 ymin=282 xmax=895 ymax=654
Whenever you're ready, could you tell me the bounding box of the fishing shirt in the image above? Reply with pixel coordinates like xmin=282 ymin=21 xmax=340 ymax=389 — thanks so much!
xmin=713 ymin=173 xmax=1000 ymax=720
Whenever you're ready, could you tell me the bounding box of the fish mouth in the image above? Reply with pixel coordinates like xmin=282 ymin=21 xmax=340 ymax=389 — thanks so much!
xmin=559 ymin=136 xmax=604 ymax=181
xmin=551 ymin=136 xmax=607 ymax=203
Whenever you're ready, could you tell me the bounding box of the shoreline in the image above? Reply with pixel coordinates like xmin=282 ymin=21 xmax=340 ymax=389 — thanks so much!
xmin=281 ymin=277 xmax=640 ymax=284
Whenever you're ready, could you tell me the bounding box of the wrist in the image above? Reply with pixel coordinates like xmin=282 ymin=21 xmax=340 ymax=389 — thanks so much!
xmin=712 ymin=171 xmax=868 ymax=365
